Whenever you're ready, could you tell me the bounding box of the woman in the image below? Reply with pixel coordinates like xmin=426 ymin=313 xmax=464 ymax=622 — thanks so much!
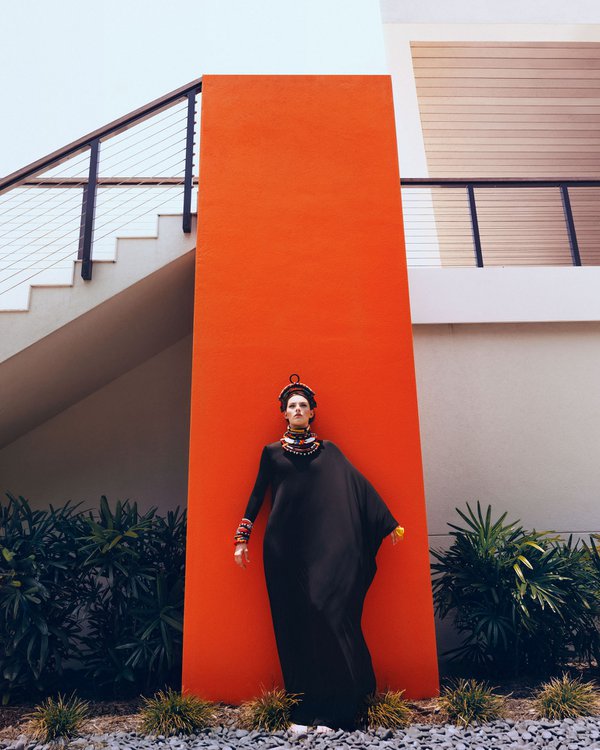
xmin=233 ymin=375 xmax=403 ymax=732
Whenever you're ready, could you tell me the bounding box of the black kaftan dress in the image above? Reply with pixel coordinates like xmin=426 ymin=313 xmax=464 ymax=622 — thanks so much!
xmin=242 ymin=440 xmax=399 ymax=729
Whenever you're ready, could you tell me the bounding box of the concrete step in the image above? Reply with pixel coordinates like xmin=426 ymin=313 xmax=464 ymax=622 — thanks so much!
xmin=0 ymin=214 xmax=196 ymax=449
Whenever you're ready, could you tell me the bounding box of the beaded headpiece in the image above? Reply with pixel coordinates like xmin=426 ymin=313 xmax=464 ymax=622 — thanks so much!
xmin=278 ymin=374 xmax=317 ymax=412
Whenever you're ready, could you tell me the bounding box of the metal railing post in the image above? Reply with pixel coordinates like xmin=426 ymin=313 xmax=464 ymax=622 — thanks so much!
xmin=182 ymin=91 xmax=196 ymax=233
xmin=466 ymin=184 xmax=484 ymax=268
xmin=560 ymin=184 xmax=582 ymax=266
xmin=78 ymin=138 xmax=100 ymax=280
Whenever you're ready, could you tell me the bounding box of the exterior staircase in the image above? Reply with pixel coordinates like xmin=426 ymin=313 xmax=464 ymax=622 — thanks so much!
xmin=0 ymin=214 xmax=196 ymax=449
xmin=0 ymin=80 xmax=202 ymax=451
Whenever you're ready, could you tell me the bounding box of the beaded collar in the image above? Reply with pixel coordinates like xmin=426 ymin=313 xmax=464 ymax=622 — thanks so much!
xmin=281 ymin=425 xmax=321 ymax=456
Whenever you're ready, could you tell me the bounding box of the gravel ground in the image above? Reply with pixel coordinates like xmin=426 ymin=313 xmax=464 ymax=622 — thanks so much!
xmin=0 ymin=695 xmax=556 ymax=741
xmin=2 ymin=717 xmax=600 ymax=750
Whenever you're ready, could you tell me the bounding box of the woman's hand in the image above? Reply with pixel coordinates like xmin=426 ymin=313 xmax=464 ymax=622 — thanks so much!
xmin=390 ymin=525 xmax=405 ymax=546
xmin=234 ymin=542 xmax=250 ymax=568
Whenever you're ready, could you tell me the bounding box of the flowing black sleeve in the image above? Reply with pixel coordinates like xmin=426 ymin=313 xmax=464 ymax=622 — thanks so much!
xmin=242 ymin=445 xmax=272 ymax=523
xmin=359 ymin=474 xmax=399 ymax=557
xmin=351 ymin=465 xmax=399 ymax=588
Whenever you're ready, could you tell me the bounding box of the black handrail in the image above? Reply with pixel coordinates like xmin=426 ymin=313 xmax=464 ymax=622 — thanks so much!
xmin=401 ymin=178 xmax=600 ymax=188
xmin=0 ymin=78 xmax=201 ymax=284
xmin=0 ymin=78 xmax=202 ymax=193
xmin=400 ymin=177 xmax=600 ymax=267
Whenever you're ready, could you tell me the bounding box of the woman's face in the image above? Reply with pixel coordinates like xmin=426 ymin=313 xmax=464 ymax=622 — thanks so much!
xmin=284 ymin=393 xmax=314 ymax=429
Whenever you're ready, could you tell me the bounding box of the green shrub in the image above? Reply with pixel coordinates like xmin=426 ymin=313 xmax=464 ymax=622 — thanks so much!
xmin=0 ymin=493 xmax=187 ymax=703
xmin=536 ymin=673 xmax=599 ymax=719
xmin=238 ymin=687 xmax=301 ymax=731
xmin=0 ymin=495 xmax=85 ymax=704
xmin=580 ymin=535 xmax=600 ymax=665
xmin=139 ymin=688 xmax=215 ymax=735
xmin=438 ymin=678 xmax=505 ymax=726
xmin=78 ymin=497 xmax=186 ymax=695
xmin=27 ymin=691 xmax=89 ymax=741
xmin=431 ymin=503 xmax=600 ymax=674
xmin=359 ymin=690 xmax=412 ymax=729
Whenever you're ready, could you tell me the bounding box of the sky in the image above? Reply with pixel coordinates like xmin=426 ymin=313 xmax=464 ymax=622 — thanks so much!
xmin=3 ymin=0 xmax=600 ymax=176
xmin=0 ymin=0 xmax=386 ymax=176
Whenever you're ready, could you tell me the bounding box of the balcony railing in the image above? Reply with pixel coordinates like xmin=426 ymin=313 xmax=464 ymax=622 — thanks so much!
xmin=401 ymin=178 xmax=600 ymax=268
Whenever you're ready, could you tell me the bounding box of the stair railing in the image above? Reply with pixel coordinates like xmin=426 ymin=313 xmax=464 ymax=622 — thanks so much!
xmin=0 ymin=78 xmax=201 ymax=301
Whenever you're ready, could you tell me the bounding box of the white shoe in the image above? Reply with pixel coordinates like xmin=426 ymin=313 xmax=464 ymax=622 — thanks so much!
xmin=289 ymin=723 xmax=309 ymax=734
xmin=315 ymin=725 xmax=335 ymax=733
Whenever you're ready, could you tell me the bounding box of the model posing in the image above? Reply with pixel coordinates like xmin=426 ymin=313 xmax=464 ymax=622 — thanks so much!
xmin=233 ymin=375 xmax=404 ymax=733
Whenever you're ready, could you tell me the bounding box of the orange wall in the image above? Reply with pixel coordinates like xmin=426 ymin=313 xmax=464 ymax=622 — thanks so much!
xmin=182 ymin=75 xmax=439 ymax=702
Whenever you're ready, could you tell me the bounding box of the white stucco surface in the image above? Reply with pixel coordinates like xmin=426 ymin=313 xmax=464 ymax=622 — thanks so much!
xmin=408 ymin=267 xmax=600 ymax=323
xmin=412 ymin=322 xmax=600 ymax=538
xmin=0 ymin=335 xmax=193 ymax=514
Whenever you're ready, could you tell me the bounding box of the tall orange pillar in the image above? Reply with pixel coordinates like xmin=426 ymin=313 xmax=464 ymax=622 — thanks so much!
xmin=182 ymin=75 xmax=438 ymax=702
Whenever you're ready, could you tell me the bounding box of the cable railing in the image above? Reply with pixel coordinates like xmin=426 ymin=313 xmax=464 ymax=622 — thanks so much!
xmin=401 ymin=178 xmax=600 ymax=268
xmin=0 ymin=78 xmax=202 ymax=308
xmin=2 ymin=80 xmax=599 ymax=309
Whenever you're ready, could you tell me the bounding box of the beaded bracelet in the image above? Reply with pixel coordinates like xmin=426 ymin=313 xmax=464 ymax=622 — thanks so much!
xmin=234 ymin=517 xmax=253 ymax=546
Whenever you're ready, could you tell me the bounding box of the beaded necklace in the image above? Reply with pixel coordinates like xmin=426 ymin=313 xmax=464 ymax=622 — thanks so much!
xmin=281 ymin=425 xmax=321 ymax=455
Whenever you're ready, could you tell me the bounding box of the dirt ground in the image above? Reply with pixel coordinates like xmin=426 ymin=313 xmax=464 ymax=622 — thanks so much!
xmin=2 ymin=667 xmax=598 ymax=741
xmin=0 ymin=693 xmax=561 ymax=741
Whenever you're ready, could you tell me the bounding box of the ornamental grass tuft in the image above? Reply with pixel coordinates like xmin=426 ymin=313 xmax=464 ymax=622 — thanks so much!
xmin=27 ymin=691 xmax=89 ymax=742
xmin=360 ymin=690 xmax=413 ymax=729
xmin=438 ymin=678 xmax=506 ymax=727
xmin=238 ymin=687 xmax=301 ymax=732
xmin=536 ymin=673 xmax=599 ymax=720
xmin=139 ymin=688 xmax=215 ymax=736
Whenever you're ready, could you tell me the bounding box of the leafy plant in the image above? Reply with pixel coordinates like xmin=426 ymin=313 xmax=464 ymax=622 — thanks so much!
xmin=438 ymin=678 xmax=505 ymax=726
xmin=0 ymin=495 xmax=84 ymax=704
xmin=27 ymin=691 xmax=89 ymax=741
xmin=238 ymin=687 xmax=301 ymax=731
xmin=359 ymin=690 xmax=412 ymax=729
xmin=580 ymin=534 xmax=600 ymax=665
xmin=431 ymin=503 xmax=600 ymax=674
xmin=0 ymin=493 xmax=187 ymax=703
xmin=78 ymin=498 xmax=186 ymax=695
xmin=139 ymin=687 xmax=215 ymax=735
xmin=536 ymin=673 xmax=599 ymax=719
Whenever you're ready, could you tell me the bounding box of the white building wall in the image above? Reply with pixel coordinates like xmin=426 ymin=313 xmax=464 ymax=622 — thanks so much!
xmin=413 ymin=322 xmax=600 ymax=540
xmin=0 ymin=335 xmax=192 ymax=515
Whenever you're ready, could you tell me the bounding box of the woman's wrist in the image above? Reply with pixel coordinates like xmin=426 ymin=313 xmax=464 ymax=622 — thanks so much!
xmin=233 ymin=517 xmax=253 ymax=546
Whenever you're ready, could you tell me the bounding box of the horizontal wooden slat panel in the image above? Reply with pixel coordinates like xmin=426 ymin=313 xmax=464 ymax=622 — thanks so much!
xmin=424 ymin=128 xmax=600 ymax=136
xmin=426 ymin=140 xmax=600 ymax=149
xmin=411 ymin=43 xmax=600 ymax=57
xmin=421 ymin=113 xmax=600 ymax=122
xmin=411 ymin=41 xmax=600 ymax=47
xmin=420 ymin=105 xmax=600 ymax=114
xmin=418 ymin=96 xmax=600 ymax=104
xmin=414 ymin=69 xmax=600 ymax=80
xmin=414 ymin=57 xmax=600 ymax=69
xmin=408 ymin=41 xmax=600 ymax=265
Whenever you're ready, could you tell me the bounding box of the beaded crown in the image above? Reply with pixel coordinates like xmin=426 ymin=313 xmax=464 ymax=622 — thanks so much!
xmin=278 ymin=373 xmax=317 ymax=412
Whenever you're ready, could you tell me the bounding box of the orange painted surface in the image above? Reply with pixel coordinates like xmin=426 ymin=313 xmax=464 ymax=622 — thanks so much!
xmin=182 ymin=75 xmax=439 ymax=703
